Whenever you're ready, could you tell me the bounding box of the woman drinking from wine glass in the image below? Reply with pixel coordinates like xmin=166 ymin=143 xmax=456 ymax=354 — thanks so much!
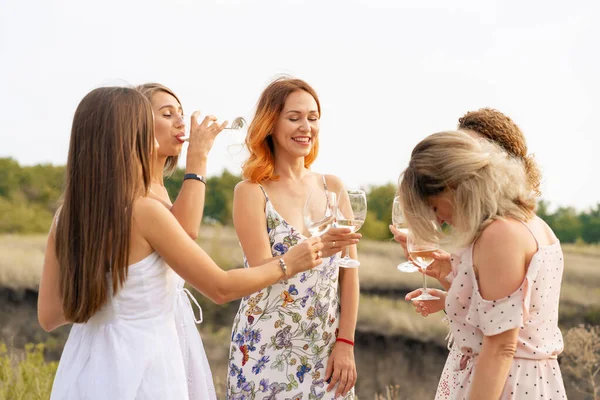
xmin=136 ymin=83 xmax=228 ymax=399
xmin=398 ymin=131 xmax=566 ymax=399
xmin=226 ymin=77 xmax=361 ymax=400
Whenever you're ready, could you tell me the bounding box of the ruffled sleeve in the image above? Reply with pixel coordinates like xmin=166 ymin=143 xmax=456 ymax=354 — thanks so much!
xmin=465 ymin=259 xmax=540 ymax=336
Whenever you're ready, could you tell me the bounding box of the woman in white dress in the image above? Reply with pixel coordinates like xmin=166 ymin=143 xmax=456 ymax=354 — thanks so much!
xmin=137 ymin=83 xmax=226 ymax=399
xmin=37 ymin=86 xmax=324 ymax=400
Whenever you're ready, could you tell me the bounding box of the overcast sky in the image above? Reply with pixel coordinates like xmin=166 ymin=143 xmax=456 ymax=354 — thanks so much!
xmin=1 ymin=0 xmax=598 ymax=210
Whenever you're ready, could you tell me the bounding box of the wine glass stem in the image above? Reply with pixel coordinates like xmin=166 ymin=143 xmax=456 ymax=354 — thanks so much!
xmin=422 ymin=268 xmax=428 ymax=296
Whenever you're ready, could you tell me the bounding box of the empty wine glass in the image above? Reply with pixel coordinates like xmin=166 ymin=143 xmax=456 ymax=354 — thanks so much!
xmin=334 ymin=189 xmax=367 ymax=268
xmin=303 ymin=190 xmax=336 ymax=237
xmin=393 ymin=196 xmax=418 ymax=273
xmin=407 ymin=230 xmax=440 ymax=301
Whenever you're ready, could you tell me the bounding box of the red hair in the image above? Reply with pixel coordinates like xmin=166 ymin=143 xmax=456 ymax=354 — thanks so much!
xmin=242 ymin=77 xmax=321 ymax=183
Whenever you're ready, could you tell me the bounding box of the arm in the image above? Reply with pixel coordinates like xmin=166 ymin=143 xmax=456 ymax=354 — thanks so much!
xmin=232 ymin=181 xmax=277 ymax=267
xmin=38 ymin=218 xmax=69 ymax=332
xmin=324 ymin=175 xmax=359 ymax=397
xmin=469 ymin=220 xmax=527 ymax=399
xmin=170 ymin=113 xmax=227 ymax=239
xmin=135 ymin=197 xmax=322 ymax=304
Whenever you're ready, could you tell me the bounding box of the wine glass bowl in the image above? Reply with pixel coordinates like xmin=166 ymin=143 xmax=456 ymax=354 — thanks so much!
xmin=304 ymin=191 xmax=336 ymax=237
xmin=407 ymin=230 xmax=440 ymax=301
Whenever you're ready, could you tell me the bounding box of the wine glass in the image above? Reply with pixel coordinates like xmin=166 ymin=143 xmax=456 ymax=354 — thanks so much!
xmin=304 ymin=190 xmax=336 ymax=237
xmin=392 ymin=196 xmax=418 ymax=273
xmin=407 ymin=230 xmax=440 ymax=301
xmin=334 ymin=189 xmax=367 ymax=268
xmin=181 ymin=116 xmax=247 ymax=141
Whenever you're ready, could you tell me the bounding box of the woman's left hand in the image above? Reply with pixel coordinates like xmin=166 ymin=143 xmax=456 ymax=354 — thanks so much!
xmin=325 ymin=341 xmax=357 ymax=397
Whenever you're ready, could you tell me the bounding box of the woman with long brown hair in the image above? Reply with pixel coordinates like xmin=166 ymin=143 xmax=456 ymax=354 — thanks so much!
xmin=226 ymin=77 xmax=361 ymax=399
xmin=38 ymin=86 xmax=323 ymax=400
xmin=136 ymin=82 xmax=225 ymax=398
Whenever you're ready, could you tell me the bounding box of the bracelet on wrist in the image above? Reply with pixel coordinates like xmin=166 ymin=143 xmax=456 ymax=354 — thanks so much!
xmin=335 ymin=337 xmax=354 ymax=347
xmin=183 ymin=173 xmax=206 ymax=185
xmin=278 ymin=258 xmax=288 ymax=284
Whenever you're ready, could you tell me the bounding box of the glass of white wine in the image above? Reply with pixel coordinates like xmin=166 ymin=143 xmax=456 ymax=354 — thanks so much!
xmin=334 ymin=189 xmax=366 ymax=268
xmin=407 ymin=230 xmax=440 ymax=301
xmin=304 ymin=190 xmax=336 ymax=237
xmin=392 ymin=196 xmax=418 ymax=273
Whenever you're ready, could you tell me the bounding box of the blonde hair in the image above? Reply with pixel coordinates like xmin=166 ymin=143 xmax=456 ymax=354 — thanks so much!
xmin=399 ymin=131 xmax=536 ymax=246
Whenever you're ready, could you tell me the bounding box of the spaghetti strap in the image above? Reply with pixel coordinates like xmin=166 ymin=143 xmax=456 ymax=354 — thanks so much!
xmin=257 ymin=184 xmax=269 ymax=201
xmin=322 ymin=175 xmax=329 ymax=192
xmin=519 ymin=220 xmax=540 ymax=249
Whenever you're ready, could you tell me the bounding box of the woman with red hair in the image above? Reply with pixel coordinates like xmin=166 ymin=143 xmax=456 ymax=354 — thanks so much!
xmin=226 ymin=77 xmax=361 ymax=399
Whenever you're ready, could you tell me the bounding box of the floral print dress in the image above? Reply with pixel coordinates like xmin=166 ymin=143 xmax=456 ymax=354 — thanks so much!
xmin=227 ymin=179 xmax=354 ymax=400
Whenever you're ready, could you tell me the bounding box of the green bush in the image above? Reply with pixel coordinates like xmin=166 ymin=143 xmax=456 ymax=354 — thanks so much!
xmin=0 ymin=342 xmax=57 ymax=400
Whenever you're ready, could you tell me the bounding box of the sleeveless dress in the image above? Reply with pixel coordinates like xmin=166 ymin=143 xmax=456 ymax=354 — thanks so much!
xmin=226 ymin=178 xmax=355 ymax=400
xmin=435 ymin=221 xmax=567 ymax=399
xmin=173 ymin=274 xmax=218 ymax=399
xmin=50 ymin=252 xmax=216 ymax=399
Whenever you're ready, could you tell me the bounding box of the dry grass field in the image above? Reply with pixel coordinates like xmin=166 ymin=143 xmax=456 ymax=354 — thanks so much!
xmin=1 ymin=226 xmax=599 ymax=399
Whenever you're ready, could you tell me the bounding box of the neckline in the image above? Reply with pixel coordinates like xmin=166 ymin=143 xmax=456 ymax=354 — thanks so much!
xmin=265 ymin=199 xmax=309 ymax=239
xmin=129 ymin=251 xmax=159 ymax=268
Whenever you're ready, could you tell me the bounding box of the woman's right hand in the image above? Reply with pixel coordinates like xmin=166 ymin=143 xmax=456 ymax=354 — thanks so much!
xmin=405 ymin=288 xmax=447 ymax=317
xmin=320 ymin=228 xmax=362 ymax=258
xmin=283 ymin=236 xmax=324 ymax=275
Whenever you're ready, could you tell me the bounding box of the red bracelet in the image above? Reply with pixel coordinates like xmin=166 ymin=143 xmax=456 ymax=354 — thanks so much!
xmin=336 ymin=337 xmax=354 ymax=347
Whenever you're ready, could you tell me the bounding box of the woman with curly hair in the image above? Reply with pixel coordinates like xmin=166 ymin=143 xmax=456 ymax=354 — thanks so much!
xmin=226 ymin=77 xmax=361 ymax=399
xmin=400 ymin=131 xmax=566 ymax=399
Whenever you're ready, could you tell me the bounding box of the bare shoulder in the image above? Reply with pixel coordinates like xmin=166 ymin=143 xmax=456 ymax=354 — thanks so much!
xmin=323 ymin=174 xmax=345 ymax=194
xmin=235 ymin=179 xmax=264 ymax=198
xmin=478 ymin=218 xmax=522 ymax=247
xmin=133 ymin=196 xmax=171 ymax=224
xmin=474 ymin=218 xmax=529 ymax=300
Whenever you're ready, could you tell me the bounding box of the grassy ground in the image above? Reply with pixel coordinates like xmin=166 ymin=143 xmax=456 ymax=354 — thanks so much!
xmin=1 ymin=227 xmax=599 ymax=398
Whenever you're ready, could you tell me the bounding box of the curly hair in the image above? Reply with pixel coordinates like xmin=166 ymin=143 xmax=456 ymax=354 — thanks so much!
xmin=242 ymin=77 xmax=321 ymax=183
xmin=458 ymin=108 xmax=541 ymax=196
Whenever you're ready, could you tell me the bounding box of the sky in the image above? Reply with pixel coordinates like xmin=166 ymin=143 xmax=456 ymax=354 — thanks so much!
xmin=1 ymin=0 xmax=598 ymax=211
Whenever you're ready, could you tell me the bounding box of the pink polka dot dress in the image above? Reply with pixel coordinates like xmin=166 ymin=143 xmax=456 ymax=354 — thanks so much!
xmin=435 ymin=227 xmax=567 ymax=399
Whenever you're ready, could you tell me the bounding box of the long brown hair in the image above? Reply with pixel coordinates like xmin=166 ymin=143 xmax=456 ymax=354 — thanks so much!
xmin=242 ymin=77 xmax=321 ymax=183
xmin=136 ymin=83 xmax=183 ymax=176
xmin=458 ymin=108 xmax=542 ymax=196
xmin=55 ymin=87 xmax=155 ymax=323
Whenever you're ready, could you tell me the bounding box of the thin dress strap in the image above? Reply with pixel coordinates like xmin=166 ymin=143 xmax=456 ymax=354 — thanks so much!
xmin=322 ymin=175 xmax=329 ymax=192
xmin=518 ymin=220 xmax=540 ymax=250
xmin=257 ymin=183 xmax=269 ymax=201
